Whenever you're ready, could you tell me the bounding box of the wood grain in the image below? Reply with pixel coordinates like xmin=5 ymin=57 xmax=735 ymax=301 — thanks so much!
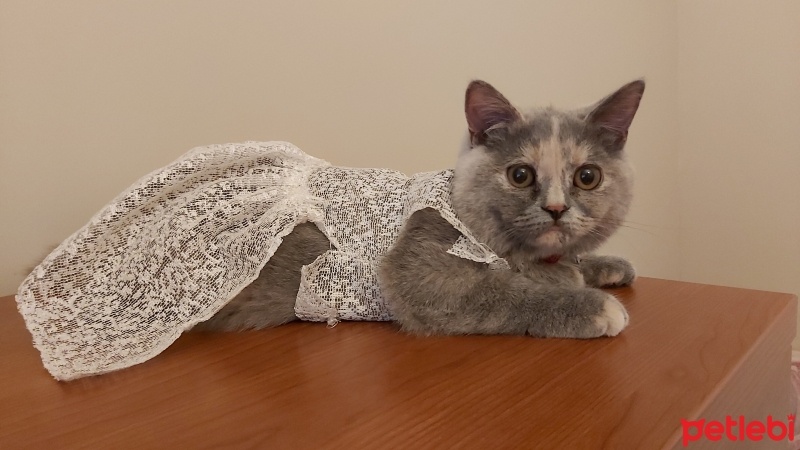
xmin=0 ymin=277 xmax=795 ymax=449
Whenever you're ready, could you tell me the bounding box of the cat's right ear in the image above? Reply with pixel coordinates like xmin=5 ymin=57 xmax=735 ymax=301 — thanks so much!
xmin=465 ymin=81 xmax=521 ymax=147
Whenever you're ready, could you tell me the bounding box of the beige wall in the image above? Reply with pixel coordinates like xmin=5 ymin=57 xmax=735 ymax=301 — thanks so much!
xmin=0 ymin=0 xmax=680 ymax=294
xmin=676 ymin=1 xmax=800 ymax=344
xmin=1 ymin=1 xmax=795 ymax=344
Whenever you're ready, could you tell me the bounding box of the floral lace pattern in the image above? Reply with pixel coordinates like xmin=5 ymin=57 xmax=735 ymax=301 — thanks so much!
xmin=16 ymin=142 xmax=506 ymax=380
xmin=295 ymin=166 xmax=508 ymax=324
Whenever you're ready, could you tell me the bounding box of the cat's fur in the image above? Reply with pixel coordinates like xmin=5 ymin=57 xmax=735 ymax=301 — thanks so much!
xmin=198 ymin=79 xmax=644 ymax=338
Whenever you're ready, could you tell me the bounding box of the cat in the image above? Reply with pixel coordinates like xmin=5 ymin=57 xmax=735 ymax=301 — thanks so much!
xmin=198 ymin=79 xmax=644 ymax=338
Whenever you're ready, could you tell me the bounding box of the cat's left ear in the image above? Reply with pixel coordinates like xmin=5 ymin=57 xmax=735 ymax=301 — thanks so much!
xmin=586 ymin=79 xmax=645 ymax=145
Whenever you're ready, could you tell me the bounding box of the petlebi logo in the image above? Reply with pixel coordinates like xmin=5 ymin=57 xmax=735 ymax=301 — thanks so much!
xmin=681 ymin=414 xmax=795 ymax=446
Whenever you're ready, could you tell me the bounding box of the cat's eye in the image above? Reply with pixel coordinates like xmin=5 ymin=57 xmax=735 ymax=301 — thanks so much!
xmin=507 ymin=165 xmax=535 ymax=188
xmin=573 ymin=165 xmax=603 ymax=190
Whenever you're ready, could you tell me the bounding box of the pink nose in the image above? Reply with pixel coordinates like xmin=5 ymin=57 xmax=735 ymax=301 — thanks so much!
xmin=542 ymin=204 xmax=569 ymax=221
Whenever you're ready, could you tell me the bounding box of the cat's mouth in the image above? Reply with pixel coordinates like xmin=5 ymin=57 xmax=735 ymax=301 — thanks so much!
xmin=498 ymin=216 xmax=583 ymax=257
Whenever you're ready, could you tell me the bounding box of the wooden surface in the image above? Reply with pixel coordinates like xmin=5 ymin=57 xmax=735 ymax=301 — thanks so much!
xmin=0 ymin=277 xmax=796 ymax=449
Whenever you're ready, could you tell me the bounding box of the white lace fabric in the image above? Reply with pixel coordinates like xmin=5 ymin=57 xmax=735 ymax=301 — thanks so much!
xmin=16 ymin=141 xmax=506 ymax=380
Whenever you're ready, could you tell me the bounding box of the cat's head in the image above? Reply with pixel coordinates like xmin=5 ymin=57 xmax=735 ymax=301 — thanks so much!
xmin=451 ymin=79 xmax=644 ymax=264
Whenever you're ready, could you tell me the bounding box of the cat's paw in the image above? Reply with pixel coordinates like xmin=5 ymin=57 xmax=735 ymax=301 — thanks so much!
xmin=526 ymin=288 xmax=628 ymax=338
xmin=593 ymin=293 xmax=629 ymax=337
xmin=579 ymin=255 xmax=636 ymax=288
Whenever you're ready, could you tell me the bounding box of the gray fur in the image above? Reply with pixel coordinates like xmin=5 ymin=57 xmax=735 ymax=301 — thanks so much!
xmin=377 ymin=208 xmax=623 ymax=338
xmin=196 ymin=222 xmax=329 ymax=331
xmin=579 ymin=255 xmax=637 ymax=288
xmin=200 ymin=79 xmax=644 ymax=338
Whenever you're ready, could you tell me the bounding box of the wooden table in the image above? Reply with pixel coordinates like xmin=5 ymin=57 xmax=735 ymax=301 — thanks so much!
xmin=0 ymin=278 xmax=796 ymax=449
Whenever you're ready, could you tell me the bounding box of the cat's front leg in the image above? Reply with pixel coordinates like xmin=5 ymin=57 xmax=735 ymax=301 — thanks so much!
xmin=379 ymin=209 xmax=629 ymax=338
xmin=524 ymin=259 xmax=585 ymax=288
xmin=579 ymin=255 xmax=636 ymax=288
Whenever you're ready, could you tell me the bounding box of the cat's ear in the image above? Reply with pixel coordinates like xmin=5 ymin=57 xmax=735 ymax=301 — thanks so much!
xmin=586 ymin=79 xmax=645 ymax=145
xmin=465 ymin=80 xmax=521 ymax=146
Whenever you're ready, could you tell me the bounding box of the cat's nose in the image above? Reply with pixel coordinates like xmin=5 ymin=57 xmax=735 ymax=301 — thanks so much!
xmin=542 ymin=204 xmax=569 ymax=221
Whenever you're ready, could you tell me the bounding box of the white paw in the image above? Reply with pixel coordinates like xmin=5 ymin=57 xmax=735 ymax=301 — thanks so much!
xmin=593 ymin=294 xmax=629 ymax=336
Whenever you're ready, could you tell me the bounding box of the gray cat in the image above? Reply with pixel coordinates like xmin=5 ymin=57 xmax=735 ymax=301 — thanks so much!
xmin=199 ymin=79 xmax=644 ymax=338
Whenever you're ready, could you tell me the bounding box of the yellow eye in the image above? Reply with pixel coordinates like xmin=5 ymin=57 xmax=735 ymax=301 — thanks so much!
xmin=507 ymin=165 xmax=535 ymax=188
xmin=574 ymin=164 xmax=603 ymax=190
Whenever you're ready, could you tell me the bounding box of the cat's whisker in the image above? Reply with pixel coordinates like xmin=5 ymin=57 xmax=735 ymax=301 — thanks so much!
xmin=592 ymin=217 xmax=675 ymax=231
xmin=587 ymin=219 xmax=662 ymax=236
xmin=592 ymin=223 xmax=658 ymax=237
